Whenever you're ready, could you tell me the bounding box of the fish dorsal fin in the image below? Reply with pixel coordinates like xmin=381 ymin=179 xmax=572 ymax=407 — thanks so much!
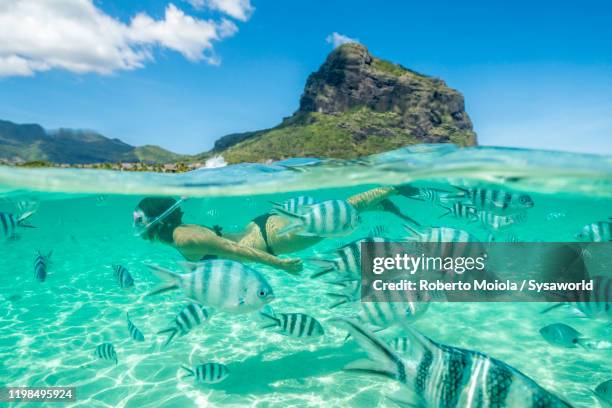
xmin=178 ymin=261 xmax=201 ymax=274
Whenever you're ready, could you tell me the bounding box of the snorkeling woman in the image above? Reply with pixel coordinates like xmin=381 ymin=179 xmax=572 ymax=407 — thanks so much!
xmin=134 ymin=185 xmax=417 ymax=272
xmin=133 ymin=197 xmax=303 ymax=274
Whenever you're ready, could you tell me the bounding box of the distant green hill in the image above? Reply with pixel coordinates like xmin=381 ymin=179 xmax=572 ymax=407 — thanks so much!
xmin=0 ymin=119 xmax=183 ymax=164
xmin=207 ymin=43 xmax=476 ymax=164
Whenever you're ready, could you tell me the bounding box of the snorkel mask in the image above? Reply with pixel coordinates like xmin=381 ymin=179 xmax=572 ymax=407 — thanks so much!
xmin=133 ymin=197 xmax=187 ymax=237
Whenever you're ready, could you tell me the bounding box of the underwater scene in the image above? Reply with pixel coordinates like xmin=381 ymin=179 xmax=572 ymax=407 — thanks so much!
xmin=1 ymin=144 xmax=611 ymax=408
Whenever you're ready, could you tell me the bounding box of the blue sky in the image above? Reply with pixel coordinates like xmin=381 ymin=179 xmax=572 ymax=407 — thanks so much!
xmin=1 ymin=0 xmax=611 ymax=154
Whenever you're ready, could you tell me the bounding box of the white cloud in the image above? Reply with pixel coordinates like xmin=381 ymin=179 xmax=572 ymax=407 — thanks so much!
xmin=187 ymin=0 xmax=254 ymax=21
xmin=326 ymin=32 xmax=359 ymax=48
xmin=0 ymin=1 xmax=239 ymax=77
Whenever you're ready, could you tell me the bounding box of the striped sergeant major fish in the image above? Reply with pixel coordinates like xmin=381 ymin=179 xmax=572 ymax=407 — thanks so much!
xmin=335 ymin=319 xmax=574 ymax=408
xmin=541 ymin=275 xmax=611 ymax=322
xmin=403 ymin=224 xmax=481 ymax=243
xmin=406 ymin=187 xmax=454 ymax=205
xmin=260 ymin=308 xmax=324 ymax=338
xmin=113 ymin=265 xmax=134 ymax=289
xmin=403 ymin=224 xmax=490 ymax=280
xmin=328 ymin=287 xmax=432 ymax=331
xmin=359 ymin=288 xmax=432 ymax=329
xmin=309 ymin=237 xmax=395 ymax=280
xmin=475 ymin=209 xmax=526 ymax=230
xmin=126 ymin=312 xmax=145 ymax=342
xmin=158 ymin=303 xmax=209 ymax=347
xmin=94 ymin=342 xmax=117 ymax=365
xmin=439 ymin=201 xmax=478 ymax=221
xmin=269 ymin=196 xmax=317 ymax=214
xmin=1 ymin=211 xmax=35 ymax=240
xmin=274 ymin=199 xmax=360 ymax=237
xmin=448 ymin=186 xmax=534 ymax=214
xmin=34 ymin=251 xmax=52 ymax=282
xmin=575 ymin=219 xmax=612 ymax=242
xmin=181 ymin=363 xmax=229 ymax=384
xmin=146 ymin=260 xmax=274 ymax=314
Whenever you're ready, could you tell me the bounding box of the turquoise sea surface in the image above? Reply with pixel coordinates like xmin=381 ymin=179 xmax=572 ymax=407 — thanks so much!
xmin=0 ymin=144 xmax=611 ymax=407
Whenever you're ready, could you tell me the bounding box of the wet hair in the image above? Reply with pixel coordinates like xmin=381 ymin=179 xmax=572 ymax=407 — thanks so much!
xmin=136 ymin=197 xmax=184 ymax=243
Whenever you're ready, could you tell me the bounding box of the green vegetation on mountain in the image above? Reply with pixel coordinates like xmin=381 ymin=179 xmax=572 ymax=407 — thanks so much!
xmin=0 ymin=120 xmax=182 ymax=164
xmin=211 ymin=43 xmax=476 ymax=164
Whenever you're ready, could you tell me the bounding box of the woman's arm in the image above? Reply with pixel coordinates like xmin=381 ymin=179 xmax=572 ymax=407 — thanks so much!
xmin=215 ymin=238 xmax=302 ymax=274
xmin=173 ymin=225 xmax=302 ymax=274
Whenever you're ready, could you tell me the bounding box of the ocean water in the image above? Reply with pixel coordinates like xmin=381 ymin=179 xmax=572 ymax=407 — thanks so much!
xmin=0 ymin=144 xmax=611 ymax=408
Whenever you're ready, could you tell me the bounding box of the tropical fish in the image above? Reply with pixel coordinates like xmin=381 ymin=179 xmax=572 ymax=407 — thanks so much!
xmin=34 ymin=251 xmax=52 ymax=282
xmin=94 ymin=343 xmax=117 ymax=365
xmin=146 ymin=260 xmax=274 ymax=314
xmin=181 ymin=363 xmax=229 ymax=384
xmin=335 ymin=319 xmax=573 ymax=408
xmin=439 ymin=201 xmax=478 ymax=221
xmin=328 ymin=287 xmax=431 ymax=331
xmin=270 ymin=196 xmax=317 ymax=214
xmin=403 ymin=224 xmax=480 ymax=243
xmin=475 ymin=209 xmax=526 ymax=230
xmin=541 ymin=275 xmax=611 ymax=321
xmin=126 ymin=312 xmax=145 ymax=342
xmin=1 ymin=211 xmax=35 ymax=240
xmin=157 ymin=303 xmax=209 ymax=347
xmin=260 ymin=308 xmax=324 ymax=338
xmin=113 ymin=264 xmax=134 ymax=289
xmin=310 ymin=237 xmax=395 ymax=280
xmin=576 ymin=220 xmax=612 ymax=242
xmin=593 ymin=379 xmax=612 ymax=407
xmin=539 ymin=323 xmax=587 ymax=348
xmin=449 ymin=186 xmax=534 ymax=213
xmin=274 ymin=199 xmax=360 ymax=237
xmin=405 ymin=187 xmax=453 ymax=205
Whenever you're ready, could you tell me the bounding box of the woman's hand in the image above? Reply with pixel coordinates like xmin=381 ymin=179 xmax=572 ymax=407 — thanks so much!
xmin=278 ymin=257 xmax=303 ymax=275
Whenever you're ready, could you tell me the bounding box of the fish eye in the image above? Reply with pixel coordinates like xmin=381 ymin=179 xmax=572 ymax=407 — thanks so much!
xmin=258 ymin=289 xmax=267 ymax=297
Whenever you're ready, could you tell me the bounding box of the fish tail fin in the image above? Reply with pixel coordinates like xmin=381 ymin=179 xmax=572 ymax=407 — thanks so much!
xmin=308 ymin=259 xmax=337 ymax=278
xmin=259 ymin=310 xmax=280 ymax=327
xmin=402 ymin=224 xmax=424 ymax=240
xmin=272 ymin=207 xmax=307 ymax=232
xmin=17 ymin=207 xmax=36 ymax=227
xmin=180 ymin=365 xmax=194 ymax=378
xmin=333 ymin=319 xmax=430 ymax=387
xmin=334 ymin=319 xmax=404 ymax=381
xmin=144 ymin=264 xmax=181 ymax=297
xmin=326 ymin=293 xmax=353 ymax=309
xmin=268 ymin=200 xmax=284 ymax=208
xmin=438 ymin=209 xmax=451 ymax=219
xmin=540 ymin=302 xmax=565 ymax=314
xmin=157 ymin=327 xmax=178 ymax=348
xmin=273 ymin=207 xmax=305 ymax=236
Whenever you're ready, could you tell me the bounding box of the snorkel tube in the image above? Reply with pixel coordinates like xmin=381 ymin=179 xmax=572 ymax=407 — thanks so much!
xmin=133 ymin=196 xmax=188 ymax=237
